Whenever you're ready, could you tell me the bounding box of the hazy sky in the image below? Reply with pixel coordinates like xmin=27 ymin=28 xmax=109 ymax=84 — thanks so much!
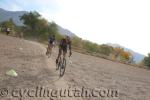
xmin=0 ymin=0 xmax=150 ymax=55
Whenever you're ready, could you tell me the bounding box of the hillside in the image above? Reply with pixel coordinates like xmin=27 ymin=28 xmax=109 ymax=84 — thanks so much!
xmin=0 ymin=8 xmax=76 ymax=37
xmin=0 ymin=8 xmax=26 ymax=26
xmin=57 ymin=25 xmax=76 ymax=37
xmin=0 ymin=34 xmax=150 ymax=100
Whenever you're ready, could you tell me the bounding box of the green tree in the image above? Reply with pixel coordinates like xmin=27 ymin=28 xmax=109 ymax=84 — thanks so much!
xmin=0 ymin=18 xmax=15 ymax=30
xmin=144 ymin=53 xmax=150 ymax=67
xmin=48 ymin=22 xmax=58 ymax=34
xmin=20 ymin=11 xmax=41 ymax=33
xmin=72 ymin=37 xmax=82 ymax=48
xmin=83 ymin=40 xmax=97 ymax=52
xmin=36 ymin=18 xmax=49 ymax=35
xmin=99 ymin=44 xmax=113 ymax=56
xmin=20 ymin=11 xmax=58 ymax=40
xmin=55 ymin=33 xmax=63 ymax=42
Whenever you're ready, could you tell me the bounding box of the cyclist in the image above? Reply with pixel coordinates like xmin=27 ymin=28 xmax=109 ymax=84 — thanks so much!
xmin=56 ymin=35 xmax=72 ymax=64
xmin=6 ymin=27 xmax=10 ymax=35
xmin=46 ymin=35 xmax=55 ymax=57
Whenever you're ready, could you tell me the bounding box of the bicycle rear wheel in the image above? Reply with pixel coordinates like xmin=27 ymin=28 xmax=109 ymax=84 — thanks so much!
xmin=60 ymin=58 xmax=66 ymax=77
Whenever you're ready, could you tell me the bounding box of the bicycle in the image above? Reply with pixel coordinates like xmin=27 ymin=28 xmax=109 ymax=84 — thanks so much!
xmin=56 ymin=55 xmax=66 ymax=77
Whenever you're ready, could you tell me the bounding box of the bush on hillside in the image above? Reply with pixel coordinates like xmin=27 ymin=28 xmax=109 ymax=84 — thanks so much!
xmin=144 ymin=53 xmax=150 ymax=67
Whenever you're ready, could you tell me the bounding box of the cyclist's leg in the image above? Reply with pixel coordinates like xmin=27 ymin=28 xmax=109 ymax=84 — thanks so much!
xmin=47 ymin=44 xmax=51 ymax=55
xmin=61 ymin=48 xmax=67 ymax=69
xmin=63 ymin=48 xmax=67 ymax=60
xmin=49 ymin=44 xmax=53 ymax=54
xmin=56 ymin=47 xmax=62 ymax=63
xmin=46 ymin=44 xmax=50 ymax=55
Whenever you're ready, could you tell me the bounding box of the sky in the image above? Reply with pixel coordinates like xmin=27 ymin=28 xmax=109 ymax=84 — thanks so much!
xmin=0 ymin=0 xmax=150 ymax=55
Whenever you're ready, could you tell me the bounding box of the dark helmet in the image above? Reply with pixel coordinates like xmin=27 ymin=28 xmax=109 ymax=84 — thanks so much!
xmin=65 ymin=35 xmax=70 ymax=40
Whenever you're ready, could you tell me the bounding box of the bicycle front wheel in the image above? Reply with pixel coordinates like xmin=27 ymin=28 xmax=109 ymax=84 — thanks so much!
xmin=56 ymin=58 xmax=61 ymax=70
xmin=60 ymin=58 xmax=66 ymax=77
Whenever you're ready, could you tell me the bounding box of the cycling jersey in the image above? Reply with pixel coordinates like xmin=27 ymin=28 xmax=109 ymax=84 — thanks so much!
xmin=59 ymin=38 xmax=71 ymax=50
xmin=48 ymin=36 xmax=55 ymax=44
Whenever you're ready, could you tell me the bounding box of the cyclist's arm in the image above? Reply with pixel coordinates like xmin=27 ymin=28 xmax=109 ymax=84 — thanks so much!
xmin=68 ymin=40 xmax=71 ymax=50
xmin=68 ymin=41 xmax=72 ymax=56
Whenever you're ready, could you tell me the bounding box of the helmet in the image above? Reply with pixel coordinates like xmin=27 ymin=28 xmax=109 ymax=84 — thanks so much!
xmin=66 ymin=35 xmax=70 ymax=39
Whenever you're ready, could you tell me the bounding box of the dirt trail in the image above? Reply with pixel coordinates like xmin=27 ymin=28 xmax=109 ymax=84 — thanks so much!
xmin=0 ymin=34 xmax=78 ymax=100
xmin=0 ymin=34 xmax=150 ymax=100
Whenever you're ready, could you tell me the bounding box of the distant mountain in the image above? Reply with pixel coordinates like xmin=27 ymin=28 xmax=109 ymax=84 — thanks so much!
xmin=0 ymin=8 xmax=27 ymax=26
xmin=106 ymin=43 xmax=145 ymax=63
xmin=0 ymin=8 xmax=76 ymax=37
xmin=57 ymin=25 xmax=76 ymax=37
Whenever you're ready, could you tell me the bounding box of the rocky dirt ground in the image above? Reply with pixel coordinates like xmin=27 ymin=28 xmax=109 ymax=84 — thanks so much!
xmin=0 ymin=34 xmax=150 ymax=100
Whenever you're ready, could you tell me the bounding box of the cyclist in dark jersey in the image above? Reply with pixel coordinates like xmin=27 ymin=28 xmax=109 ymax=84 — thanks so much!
xmin=46 ymin=35 xmax=55 ymax=57
xmin=48 ymin=35 xmax=55 ymax=45
xmin=56 ymin=36 xmax=72 ymax=63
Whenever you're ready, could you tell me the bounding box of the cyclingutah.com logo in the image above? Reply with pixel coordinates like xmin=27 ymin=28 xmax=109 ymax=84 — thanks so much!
xmin=0 ymin=88 xmax=8 ymax=97
xmin=0 ymin=86 xmax=119 ymax=99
